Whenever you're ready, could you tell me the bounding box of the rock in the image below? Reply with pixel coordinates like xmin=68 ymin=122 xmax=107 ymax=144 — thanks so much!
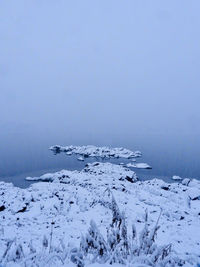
xmin=125 ymin=176 xmax=134 ymax=183
xmin=188 ymin=188 xmax=200 ymax=200
xmin=77 ymin=157 xmax=84 ymax=161
xmin=182 ymin=178 xmax=191 ymax=186
xmin=172 ymin=175 xmax=182 ymax=181
xmin=17 ymin=206 xmax=27 ymax=213
xmin=49 ymin=145 xmax=142 ymax=159
xmin=126 ymin=163 xmax=152 ymax=169
xmin=161 ymin=186 xmax=170 ymax=191
xmin=0 ymin=205 xmax=5 ymax=212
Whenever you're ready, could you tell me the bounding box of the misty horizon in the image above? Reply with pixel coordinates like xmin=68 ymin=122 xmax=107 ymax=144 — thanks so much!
xmin=1 ymin=1 xmax=200 ymax=139
xmin=0 ymin=1 xmax=200 ymax=182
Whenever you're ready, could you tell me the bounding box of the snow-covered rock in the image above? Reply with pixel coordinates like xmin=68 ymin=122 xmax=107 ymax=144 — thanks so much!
xmin=187 ymin=188 xmax=200 ymax=200
xmin=49 ymin=145 xmax=142 ymax=159
xmin=126 ymin=162 xmax=152 ymax=169
xmin=172 ymin=175 xmax=182 ymax=180
xmin=182 ymin=178 xmax=191 ymax=186
xmin=26 ymin=162 xmax=138 ymax=187
xmin=77 ymin=156 xmax=84 ymax=161
xmin=1 ymin=163 xmax=200 ymax=266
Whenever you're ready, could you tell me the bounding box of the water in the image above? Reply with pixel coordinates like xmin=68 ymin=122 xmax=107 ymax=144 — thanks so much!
xmin=0 ymin=132 xmax=199 ymax=188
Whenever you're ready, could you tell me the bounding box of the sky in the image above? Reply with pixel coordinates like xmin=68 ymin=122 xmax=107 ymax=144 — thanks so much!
xmin=0 ymin=0 xmax=200 ymax=145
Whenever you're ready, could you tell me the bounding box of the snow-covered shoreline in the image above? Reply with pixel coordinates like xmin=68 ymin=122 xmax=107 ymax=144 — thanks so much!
xmin=26 ymin=162 xmax=138 ymax=185
xmin=0 ymin=161 xmax=200 ymax=266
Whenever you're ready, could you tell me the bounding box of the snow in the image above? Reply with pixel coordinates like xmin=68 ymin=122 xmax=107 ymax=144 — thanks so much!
xmin=77 ymin=156 xmax=84 ymax=161
xmin=172 ymin=175 xmax=182 ymax=180
xmin=1 ymin=144 xmax=200 ymax=266
xmin=182 ymin=178 xmax=191 ymax=186
xmin=187 ymin=188 xmax=200 ymax=200
xmin=126 ymin=163 xmax=152 ymax=169
xmin=26 ymin=162 xmax=138 ymax=185
xmin=0 ymin=163 xmax=200 ymax=265
xmin=49 ymin=145 xmax=142 ymax=159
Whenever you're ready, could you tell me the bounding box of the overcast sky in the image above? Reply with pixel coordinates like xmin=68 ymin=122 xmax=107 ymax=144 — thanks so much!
xmin=0 ymin=0 xmax=200 ymax=144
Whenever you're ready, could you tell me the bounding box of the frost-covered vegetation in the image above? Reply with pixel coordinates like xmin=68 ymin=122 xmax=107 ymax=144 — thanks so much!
xmin=0 ymin=161 xmax=200 ymax=266
xmin=0 ymin=194 xmax=184 ymax=267
xmin=76 ymin=194 xmax=184 ymax=267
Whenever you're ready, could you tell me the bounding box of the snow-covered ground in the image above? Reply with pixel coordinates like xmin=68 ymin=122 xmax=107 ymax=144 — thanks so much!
xmin=49 ymin=145 xmax=142 ymax=159
xmin=26 ymin=162 xmax=138 ymax=184
xmin=0 ymin=161 xmax=200 ymax=266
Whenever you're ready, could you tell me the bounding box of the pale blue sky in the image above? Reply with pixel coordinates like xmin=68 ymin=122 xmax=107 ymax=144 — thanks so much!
xmin=0 ymin=0 xmax=200 ymax=142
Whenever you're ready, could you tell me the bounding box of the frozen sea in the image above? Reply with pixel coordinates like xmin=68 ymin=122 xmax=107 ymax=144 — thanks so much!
xmin=0 ymin=132 xmax=199 ymax=188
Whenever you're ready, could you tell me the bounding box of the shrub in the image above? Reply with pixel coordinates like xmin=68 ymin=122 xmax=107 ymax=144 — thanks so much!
xmin=74 ymin=194 xmax=184 ymax=266
xmin=0 ymin=194 xmax=184 ymax=267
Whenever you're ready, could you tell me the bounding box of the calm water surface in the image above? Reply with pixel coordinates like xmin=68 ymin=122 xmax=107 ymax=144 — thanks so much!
xmin=0 ymin=133 xmax=199 ymax=188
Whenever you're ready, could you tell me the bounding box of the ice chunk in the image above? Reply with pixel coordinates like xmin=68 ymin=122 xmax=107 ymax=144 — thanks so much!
xmin=172 ymin=175 xmax=182 ymax=180
xmin=126 ymin=163 xmax=152 ymax=169
xmin=77 ymin=156 xmax=84 ymax=161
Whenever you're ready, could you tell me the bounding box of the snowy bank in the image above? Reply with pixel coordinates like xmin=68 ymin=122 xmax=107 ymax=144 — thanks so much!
xmin=0 ymin=163 xmax=200 ymax=266
xmin=26 ymin=162 xmax=138 ymax=185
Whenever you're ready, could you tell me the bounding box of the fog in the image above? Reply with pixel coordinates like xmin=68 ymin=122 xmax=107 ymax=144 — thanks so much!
xmin=0 ymin=1 xmax=200 ymax=179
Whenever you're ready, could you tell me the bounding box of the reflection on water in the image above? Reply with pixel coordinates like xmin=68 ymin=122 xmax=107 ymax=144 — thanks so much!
xmin=0 ymin=133 xmax=199 ymax=188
